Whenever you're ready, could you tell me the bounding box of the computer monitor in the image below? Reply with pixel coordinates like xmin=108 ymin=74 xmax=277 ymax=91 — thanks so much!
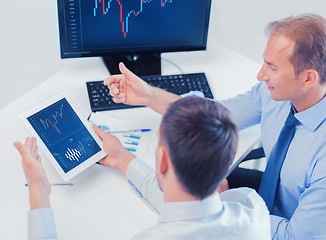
xmin=57 ymin=0 xmax=212 ymax=76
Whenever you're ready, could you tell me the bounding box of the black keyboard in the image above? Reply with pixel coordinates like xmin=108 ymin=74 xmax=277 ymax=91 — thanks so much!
xmin=86 ymin=72 xmax=214 ymax=112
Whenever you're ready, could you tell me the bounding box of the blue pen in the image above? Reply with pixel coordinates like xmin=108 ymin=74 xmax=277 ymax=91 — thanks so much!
xmin=108 ymin=129 xmax=151 ymax=133
xmin=25 ymin=183 xmax=73 ymax=187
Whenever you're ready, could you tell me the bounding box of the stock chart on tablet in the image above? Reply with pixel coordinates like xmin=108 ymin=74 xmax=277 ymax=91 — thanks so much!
xmin=27 ymin=98 xmax=101 ymax=173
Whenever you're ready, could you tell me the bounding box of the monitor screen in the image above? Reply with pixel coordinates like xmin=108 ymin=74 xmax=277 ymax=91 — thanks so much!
xmin=57 ymin=0 xmax=212 ymax=75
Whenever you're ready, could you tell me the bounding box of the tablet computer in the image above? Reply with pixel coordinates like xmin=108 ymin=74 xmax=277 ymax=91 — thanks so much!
xmin=19 ymin=92 xmax=106 ymax=181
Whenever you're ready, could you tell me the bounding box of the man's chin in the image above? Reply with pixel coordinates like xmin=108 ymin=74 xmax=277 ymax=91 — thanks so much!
xmin=270 ymin=93 xmax=285 ymax=101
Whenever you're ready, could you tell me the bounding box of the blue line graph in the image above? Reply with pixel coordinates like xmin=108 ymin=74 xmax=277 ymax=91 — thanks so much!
xmin=93 ymin=0 xmax=173 ymax=37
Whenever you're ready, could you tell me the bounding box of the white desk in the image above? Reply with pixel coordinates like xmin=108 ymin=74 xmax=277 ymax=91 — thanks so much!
xmin=0 ymin=43 xmax=261 ymax=240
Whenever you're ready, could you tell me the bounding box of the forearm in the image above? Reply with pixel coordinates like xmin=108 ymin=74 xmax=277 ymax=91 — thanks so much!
xmin=220 ymin=82 xmax=263 ymax=130
xmin=145 ymin=86 xmax=181 ymax=115
xmin=270 ymin=213 xmax=326 ymax=240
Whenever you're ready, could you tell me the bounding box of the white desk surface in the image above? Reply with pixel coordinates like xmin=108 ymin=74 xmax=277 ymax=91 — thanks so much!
xmin=0 ymin=43 xmax=261 ymax=240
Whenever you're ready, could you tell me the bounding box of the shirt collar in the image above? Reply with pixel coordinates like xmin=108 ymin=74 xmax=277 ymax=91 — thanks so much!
xmin=294 ymin=96 xmax=326 ymax=132
xmin=159 ymin=193 xmax=223 ymax=223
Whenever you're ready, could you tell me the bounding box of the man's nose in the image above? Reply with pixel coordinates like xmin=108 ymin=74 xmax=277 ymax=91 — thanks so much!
xmin=257 ymin=64 xmax=269 ymax=82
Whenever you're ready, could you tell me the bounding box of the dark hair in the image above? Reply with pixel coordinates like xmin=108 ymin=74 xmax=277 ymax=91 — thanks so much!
xmin=160 ymin=96 xmax=238 ymax=199
xmin=267 ymin=14 xmax=326 ymax=84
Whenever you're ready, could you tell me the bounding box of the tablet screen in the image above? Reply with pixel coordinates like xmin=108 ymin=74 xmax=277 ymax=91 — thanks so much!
xmin=27 ymin=98 xmax=101 ymax=173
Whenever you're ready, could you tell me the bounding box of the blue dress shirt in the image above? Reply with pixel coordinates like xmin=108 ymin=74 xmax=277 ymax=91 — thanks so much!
xmin=222 ymin=81 xmax=326 ymax=239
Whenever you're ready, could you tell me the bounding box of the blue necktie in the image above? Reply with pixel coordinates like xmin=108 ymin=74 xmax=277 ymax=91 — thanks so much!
xmin=258 ymin=109 xmax=299 ymax=213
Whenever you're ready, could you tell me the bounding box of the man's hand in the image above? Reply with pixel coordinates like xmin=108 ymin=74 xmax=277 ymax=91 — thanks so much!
xmin=104 ymin=62 xmax=181 ymax=115
xmin=13 ymin=137 xmax=51 ymax=209
xmin=104 ymin=62 xmax=153 ymax=106
xmin=93 ymin=125 xmax=135 ymax=175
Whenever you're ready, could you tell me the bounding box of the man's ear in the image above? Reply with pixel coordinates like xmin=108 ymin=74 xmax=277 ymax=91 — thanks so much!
xmin=302 ymin=69 xmax=319 ymax=88
xmin=157 ymin=146 xmax=169 ymax=175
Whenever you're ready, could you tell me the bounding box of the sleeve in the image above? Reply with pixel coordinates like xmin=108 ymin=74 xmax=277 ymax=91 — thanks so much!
xmin=270 ymin=156 xmax=326 ymax=239
xmin=28 ymin=208 xmax=58 ymax=240
xmin=126 ymin=158 xmax=164 ymax=214
xmin=220 ymin=187 xmax=269 ymax=215
xmin=221 ymin=82 xmax=263 ymax=130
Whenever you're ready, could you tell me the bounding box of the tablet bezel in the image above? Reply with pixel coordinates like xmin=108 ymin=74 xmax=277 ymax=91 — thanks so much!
xmin=19 ymin=91 xmax=106 ymax=181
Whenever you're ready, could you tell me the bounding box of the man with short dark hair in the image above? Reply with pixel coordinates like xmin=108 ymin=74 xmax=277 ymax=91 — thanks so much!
xmin=106 ymin=14 xmax=326 ymax=239
xmin=15 ymin=96 xmax=270 ymax=239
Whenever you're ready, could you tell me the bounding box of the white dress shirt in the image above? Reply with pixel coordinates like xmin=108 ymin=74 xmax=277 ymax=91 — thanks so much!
xmin=27 ymin=158 xmax=271 ymax=240
xmin=127 ymin=158 xmax=271 ymax=239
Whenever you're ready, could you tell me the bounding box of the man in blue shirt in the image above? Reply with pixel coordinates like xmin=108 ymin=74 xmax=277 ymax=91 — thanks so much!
xmin=106 ymin=14 xmax=326 ymax=239
xmin=14 ymin=96 xmax=270 ymax=239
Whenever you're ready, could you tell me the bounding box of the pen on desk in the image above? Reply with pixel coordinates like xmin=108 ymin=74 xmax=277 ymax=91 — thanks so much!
xmin=25 ymin=183 xmax=74 ymax=187
xmin=107 ymin=129 xmax=151 ymax=133
xmin=87 ymin=112 xmax=93 ymax=121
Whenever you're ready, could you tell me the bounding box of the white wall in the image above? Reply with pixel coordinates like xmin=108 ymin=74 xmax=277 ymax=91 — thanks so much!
xmin=1 ymin=0 xmax=326 ymax=109
xmin=210 ymin=0 xmax=326 ymax=63
xmin=0 ymin=0 xmax=69 ymax=108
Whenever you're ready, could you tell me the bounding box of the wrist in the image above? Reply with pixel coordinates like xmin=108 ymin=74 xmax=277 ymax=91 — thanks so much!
xmin=143 ymin=85 xmax=157 ymax=107
xmin=118 ymin=152 xmax=136 ymax=176
xmin=28 ymin=182 xmax=51 ymax=209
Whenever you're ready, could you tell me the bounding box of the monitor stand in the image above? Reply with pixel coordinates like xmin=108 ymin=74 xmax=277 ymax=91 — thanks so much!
xmin=102 ymin=53 xmax=161 ymax=76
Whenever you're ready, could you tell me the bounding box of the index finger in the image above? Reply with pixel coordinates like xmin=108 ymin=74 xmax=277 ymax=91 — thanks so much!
xmin=109 ymin=83 xmax=120 ymax=96
xmin=104 ymin=74 xmax=124 ymax=86
xmin=13 ymin=141 xmax=24 ymax=155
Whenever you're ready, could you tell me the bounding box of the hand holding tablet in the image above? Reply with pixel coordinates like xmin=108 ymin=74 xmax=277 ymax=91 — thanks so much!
xmin=19 ymin=92 xmax=106 ymax=181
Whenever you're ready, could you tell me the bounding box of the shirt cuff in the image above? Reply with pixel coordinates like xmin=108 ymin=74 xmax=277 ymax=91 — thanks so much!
xmin=181 ymin=91 xmax=205 ymax=98
xmin=28 ymin=208 xmax=57 ymax=240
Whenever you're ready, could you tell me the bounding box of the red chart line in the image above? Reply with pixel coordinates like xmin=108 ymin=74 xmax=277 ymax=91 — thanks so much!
xmin=40 ymin=119 xmax=61 ymax=134
xmin=40 ymin=104 xmax=64 ymax=135
xmin=116 ymin=0 xmax=126 ymax=37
